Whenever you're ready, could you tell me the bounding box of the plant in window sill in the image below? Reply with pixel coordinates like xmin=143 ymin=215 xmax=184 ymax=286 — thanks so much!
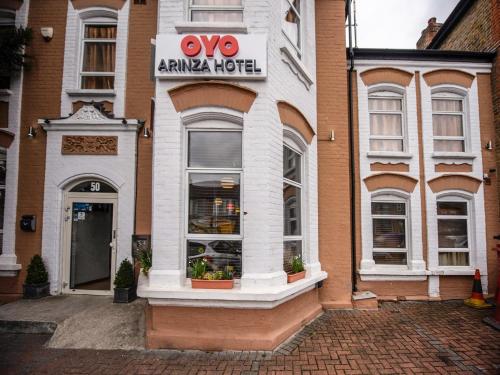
xmin=287 ymin=256 xmax=306 ymax=283
xmin=135 ymin=248 xmax=152 ymax=276
xmin=189 ymin=259 xmax=234 ymax=289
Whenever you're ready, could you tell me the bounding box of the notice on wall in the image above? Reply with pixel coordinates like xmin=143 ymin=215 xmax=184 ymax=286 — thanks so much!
xmin=155 ymin=34 xmax=267 ymax=80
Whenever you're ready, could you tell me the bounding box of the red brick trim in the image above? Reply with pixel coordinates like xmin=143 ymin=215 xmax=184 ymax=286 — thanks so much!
xmin=360 ymin=68 xmax=414 ymax=87
xmin=277 ymin=101 xmax=315 ymax=144
xmin=168 ymin=81 xmax=257 ymax=113
xmin=363 ymin=173 xmax=418 ymax=193
xmin=71 ymin=0 xmax=125 ymax=10
xmin=427 ymin=174 xmax=482 ymax=193
xmin=422 ymin=69 xmax=475 ymax=88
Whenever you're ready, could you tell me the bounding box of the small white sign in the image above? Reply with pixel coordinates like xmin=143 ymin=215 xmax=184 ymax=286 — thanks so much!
xmin=155 ymin=33 xmax=267 ymax=80
xmin=77 ymin=212 xmax=85 ymax=220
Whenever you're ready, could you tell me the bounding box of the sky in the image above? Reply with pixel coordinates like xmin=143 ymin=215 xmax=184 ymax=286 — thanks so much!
xmin=350 ymin=0 xmax=460 ymax=49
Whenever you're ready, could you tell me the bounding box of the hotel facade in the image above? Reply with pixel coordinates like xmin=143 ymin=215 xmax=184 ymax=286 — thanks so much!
xmin=0 ymin=0 xmax=498 ymax=350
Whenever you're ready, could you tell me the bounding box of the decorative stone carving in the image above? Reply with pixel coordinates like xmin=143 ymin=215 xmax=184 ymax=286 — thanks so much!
xmin=61 ymin=136 xmax=118 ymax=155
xmin=71 ymin=105 xmax=109 ymax=121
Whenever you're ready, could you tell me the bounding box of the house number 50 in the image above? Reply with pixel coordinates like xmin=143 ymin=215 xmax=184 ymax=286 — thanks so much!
xmin=90 ymin=182 xmax=101 ymax=192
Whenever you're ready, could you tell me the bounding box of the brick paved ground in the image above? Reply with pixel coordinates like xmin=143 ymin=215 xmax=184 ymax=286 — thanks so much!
xmin=1 ymin=301 xmax=499 ymax=375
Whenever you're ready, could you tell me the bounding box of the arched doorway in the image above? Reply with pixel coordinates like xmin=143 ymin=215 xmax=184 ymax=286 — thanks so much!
xmin=62 ymin=179 xmax=118 ymax=295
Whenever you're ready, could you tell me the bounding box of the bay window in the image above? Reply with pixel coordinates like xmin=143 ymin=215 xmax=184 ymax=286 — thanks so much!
xmin=371 ymin=195 xmax=408 ymax=265
xmin=80 ymin=21 xmax=117 ymax=89
xmin=282 ymin=0 xmax=302 ymax=55
xmin=186 ymin=131 xmax=242 ymax=277
xmin=189 ymin=0 xmax=243 ymax=22
xmin=283 ymin=145 xmax=302 ymax=272
xmin=368 ymin=90 xmax=405 ymax=152
xmin=432 ymin=93 xmax=466 ymax=152
xmin=437 ymin=199 xmax=470 ymax=267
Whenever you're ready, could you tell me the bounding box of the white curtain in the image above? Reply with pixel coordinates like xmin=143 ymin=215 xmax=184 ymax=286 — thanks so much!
xmin=369 ymin=98 xmax=403 ymax=152
xmin=192 ymin=0 xmax=243 ymax=22
xmin=432 ymin=99 xmax=464 ymax=152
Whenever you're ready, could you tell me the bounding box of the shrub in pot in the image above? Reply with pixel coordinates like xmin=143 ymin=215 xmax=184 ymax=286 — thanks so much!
xmin=287 ymin=256 xmax=306 ymax=283
xmin=189 ymin=258 xmax=234 ymax=289
xmin=23 ymin=254 xmax=50 ymax=299
xmin=113 ymin=258 xmax=136 ymax=303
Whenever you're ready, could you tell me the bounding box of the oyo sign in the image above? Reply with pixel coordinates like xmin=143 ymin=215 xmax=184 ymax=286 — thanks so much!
xmin=155 ymin=33 xmax=267 ymax=80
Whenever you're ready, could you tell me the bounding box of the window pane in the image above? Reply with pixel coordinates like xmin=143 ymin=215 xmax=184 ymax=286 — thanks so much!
xmin=188 ymin=132 xmax=242 ymax=168
xmin=283 ymin=0 xmax=300 ymax=48
xmin=370 ymin=114 xmax=402 ymax=136
xmin=84 ymin=25 xmax=117 ymax=39
xmin=187 ymin=240 xmax=242 ymax=278
xmin=373 ymin=219 xmax=405 ymax=248
xmin=188 ymin=173 xmax=240 ymax=235
xmin=82 ymin=42 xmax=116 ymax=72
xmin=433 ymin=140 xmax=464 ymax=152
xmin=369 ymin=98 xmax=402 ymax=111
xmin=373 ymin=252 xmax=407 ymax=265
xmin=432 ymin=114 xmax=463 ymax=136
xmin=437 ymin=202 xmax=467 ymax=216
xmin=283 ymin=146 xmax=301 ymax=183
xmin=283 ymin=183 xmax=301 ymax=236
xmin=438 ymin=219 xmax=468 ymax=248
xmin=370 ymin=139 xmax=403 ymax=152
xmin=191 ymin=11 xmax=243 ymax=22
xmin=372 ymin=202 xmax=405 ymax=216
xmin=81 ymin=76 xmax=114 ymax=89
xmin=283 ymin=240 xmax=302 ymax=273
xmin=0 ymin=151 xmax=5 ymax=186
xmin=432 ymin=99 xmax=462 ymax=112
xmin=439 ymin=252 xmax=469 ymax=266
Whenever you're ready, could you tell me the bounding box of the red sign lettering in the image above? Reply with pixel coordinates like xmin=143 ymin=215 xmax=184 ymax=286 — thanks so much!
xmin=180 ymin=35 xmax=240 ymax=58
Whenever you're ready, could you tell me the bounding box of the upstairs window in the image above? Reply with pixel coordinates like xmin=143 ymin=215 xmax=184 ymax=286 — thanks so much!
xmin=0 ymin=10 xmax=15 ymax=89
xmin=189 ymin=0 xmax=243 ymax=22
xmin=282 ymin=0 xmax=301 ymax=54
xmin=432 ymin=93 xmax=466 ymax=152
xmin=437 ymin=199 xmax=470 ymax=267
xmin=80 ymin=22 xmax=117 ymax=89
xmin=368 ymin=90 xmax=405 ymax=152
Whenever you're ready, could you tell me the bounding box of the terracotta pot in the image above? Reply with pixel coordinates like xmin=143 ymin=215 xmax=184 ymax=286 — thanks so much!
xmin=191 ymin=279 xmax=234 ymax=289
xmin=287 ymin=271 xmax=306 ymax=283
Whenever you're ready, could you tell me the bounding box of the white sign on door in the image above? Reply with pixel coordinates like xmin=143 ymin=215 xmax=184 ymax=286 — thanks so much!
xmin=155 ymin=34 xmax=267 ymax=80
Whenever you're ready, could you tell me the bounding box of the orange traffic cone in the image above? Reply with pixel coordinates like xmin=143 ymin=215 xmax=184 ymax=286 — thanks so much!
xmin=464 ymin=269 xmax=492 ymax=309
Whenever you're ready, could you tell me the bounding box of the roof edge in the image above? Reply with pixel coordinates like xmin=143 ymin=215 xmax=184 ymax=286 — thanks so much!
xmin=349 ymin=48 xmax=495 ymax=63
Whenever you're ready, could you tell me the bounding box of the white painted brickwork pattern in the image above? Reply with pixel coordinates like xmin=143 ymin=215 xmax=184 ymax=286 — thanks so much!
xmin=145 ymin=0 xmax=324 ymax=300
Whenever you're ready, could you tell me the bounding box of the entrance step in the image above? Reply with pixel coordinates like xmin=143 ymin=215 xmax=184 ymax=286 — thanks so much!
xmin=352 ymin=291 xmax=379 ymax=310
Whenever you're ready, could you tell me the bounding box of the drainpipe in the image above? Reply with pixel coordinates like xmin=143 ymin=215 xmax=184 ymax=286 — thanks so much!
xmin=346 ymin=0 xmax=357 ymax=293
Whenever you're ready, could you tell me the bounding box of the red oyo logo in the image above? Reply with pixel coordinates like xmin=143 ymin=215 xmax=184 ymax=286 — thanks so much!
xmin=180 ymin=35 xmax=239 ymax=58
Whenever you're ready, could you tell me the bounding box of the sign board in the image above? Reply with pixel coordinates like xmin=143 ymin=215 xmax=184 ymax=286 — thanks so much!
xmin=155 ymin=34 xmax=267 ymax=80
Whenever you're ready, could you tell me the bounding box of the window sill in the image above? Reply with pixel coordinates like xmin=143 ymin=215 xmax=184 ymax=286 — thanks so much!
xmin=137 ymin=271 xmax=327 ymax=309
xmin=428 ymin=268 xmax=477 ymax=276
xmin=280 ymin=46 xmax=314 ymax=89
xmin=359 ymin=268 xmax=427 ymax=281
xmin=432 ymin=152 xmax=476 ymax=161
xmin=174 ymin=21 xmax=247 ymax=34
xmin=0 ymin=89 xmax=12 ymax=96
xmin=66 ymin=89 xmax=116 ymax=97
xmin=366 ymin=151 xmax=413 ymax=159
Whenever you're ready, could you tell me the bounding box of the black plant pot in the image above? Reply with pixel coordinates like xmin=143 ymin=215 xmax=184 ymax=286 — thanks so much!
xmin=113 ymin=287 xmax=137 ymax=303
xmin=23 ymin=282 xmax=50 ymax=299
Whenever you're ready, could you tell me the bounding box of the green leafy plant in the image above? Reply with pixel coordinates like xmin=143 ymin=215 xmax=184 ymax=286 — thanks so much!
xmin=291 ymin=256 xmax=305 ymax=274
xmin=114 ymin=259 xmax=135 ymax=289
xmin=0 ymin=27 xmax=33 ymax=77
xmin=189 ymin=258 xmax=207 ymax=279
xmin=189 ymin=259 xmax=234 ymax=280
xmin=137 ymin=248 xmax=152 ymax=276
xmin=25 ymin=254 xmax=49 ymax=285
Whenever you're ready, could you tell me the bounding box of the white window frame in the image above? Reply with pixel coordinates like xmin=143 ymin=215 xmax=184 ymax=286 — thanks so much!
xmin=184 ymin=128 xmax=244 ymax=276
xmin=0 ymin=9 xmax=15 ymax=27
xmin=431 ymin=89 xmax=468 ymax=153
xmin=370 ymin=192 xmax=409 ymax=267
xmin=436 ymin=195 xmax=471 ymax=268
xmin=0 ymin=148 xmax=5 ymax=254
xmin=188 ymin=0 xmax=244 ymax=22
xmin=79 ymin=16 xmax=117 ymax=90
xmin=368 ymin=88 xmax=406 ymax=153
xmin=282 ymin=0 xmax=302 ymax=58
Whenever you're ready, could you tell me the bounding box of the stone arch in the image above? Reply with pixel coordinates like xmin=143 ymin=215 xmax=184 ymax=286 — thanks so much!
xmin=71 ymin=0 xmax=125 ymax=10
xmin=363 ymin=173 xmax=418 ymax=193
xmin=427 ymin=174 xmax=481 ymax=193
xmin=423 ymin=69 xmax=475 ymax=88
xmin=360 ymin=67 xmax=414 ymax=87
xmin=277 ymin=101 xmax=315 ymax=144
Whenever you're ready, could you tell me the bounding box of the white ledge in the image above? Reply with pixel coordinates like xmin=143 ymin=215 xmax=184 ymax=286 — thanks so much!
xmin=138 ymin=271 xmax=327 ymax=309
xmin=66 ymin=89 xmax=116 ymax=97
xmin=427 ymin=268 xmax=478 ymax=276
xmin=366 ymin=152 xmax=413 ymax=159
xmin=174 ymin=21 xmax=247 ymax=34
xmin=0 ymin=262 xmax=22 ymax=277
xmin=280 ymin=46 xmax=314 ymax=89
xmin=359 ymin=268 xmax=427 ymax=281
xmin=432 ymin=152 xmax=476 ymax=160
xmin=0 ymin=89 xmax=13 ymax=96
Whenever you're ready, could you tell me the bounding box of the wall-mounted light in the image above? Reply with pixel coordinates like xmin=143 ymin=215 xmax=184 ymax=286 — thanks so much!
xmin=122 ymin=119 xmax=128 ymax=125
xmin=329 ymin=129 xmax=335 ymax=141
xmin=485 ymin=140 xmax=493 ymax=150
xmin=27 ymin=126 xmax=37 ymax=138
xmin=40 ymin=27 xmax=53 ymax=42
xmin=143 ymin=127 xmax=150 ymax=138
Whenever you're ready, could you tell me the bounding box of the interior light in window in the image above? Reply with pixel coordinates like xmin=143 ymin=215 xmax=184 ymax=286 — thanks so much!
xmin=220 ymin=176 xmax=235 ymax=189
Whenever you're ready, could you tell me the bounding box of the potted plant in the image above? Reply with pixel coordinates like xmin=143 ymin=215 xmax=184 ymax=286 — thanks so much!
xmin=287 ymin=256 xmax=306 ymax=283
xmin=113 ymin=258 xmax=137 ymax=303
xmin=137 ymin=248 xmax=152 ymax=276
xmin=189 ymin=259 xmax=234 ymax=289
xmin=23 ymin=254 xmax=50 ymax=299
